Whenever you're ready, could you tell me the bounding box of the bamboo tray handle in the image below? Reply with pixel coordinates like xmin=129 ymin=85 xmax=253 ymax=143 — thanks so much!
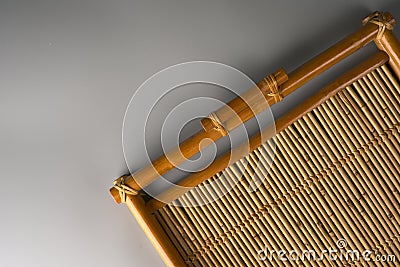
xmin=110 ymin=69 xmax=289 ymax=203
xmin=110 ymin=11 xmax=396 ymax=205
xmin=201 ymin=68 xmax=288 ymax=135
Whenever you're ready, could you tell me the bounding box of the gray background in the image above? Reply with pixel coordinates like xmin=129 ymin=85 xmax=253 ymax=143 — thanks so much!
xmin=1 ymin=0 xmax=399 ymax=266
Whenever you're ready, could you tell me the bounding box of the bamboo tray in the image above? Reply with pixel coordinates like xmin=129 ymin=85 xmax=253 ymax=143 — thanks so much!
xmin=110 ymin=11 xmax=400 ymax=267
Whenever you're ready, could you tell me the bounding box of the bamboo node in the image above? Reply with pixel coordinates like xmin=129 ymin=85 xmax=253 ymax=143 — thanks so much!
xmin=319 ymin=189 xmax=327 ymax=196
xmin=284 ymin=192 xmax=294 ymax=199
xmin=379 ymin=133 xmax=389 ymax=142
xmin=346 ymin=199 xmax=355 ymax=209
xmin=362 ymin=12 xmax=394 ymax=40
xmin=384 ymin=128 xmax=396 ymax=138
xmin=264 ymin=74 xmax=283 ymax=103
xmin=184 ymin=259 xmax=194 ymax=265
xmin=335 ymin=159 xmax=345 ymax=167
xmin=275 ymin=198 xmax=284 ymax=205
xmin=113 ymin=176 xmax=138 ymax=203
xmin=303 ymin=176 xmax=312 ymax=184
xmin=207 ymin=112 xmax=228 ymax=136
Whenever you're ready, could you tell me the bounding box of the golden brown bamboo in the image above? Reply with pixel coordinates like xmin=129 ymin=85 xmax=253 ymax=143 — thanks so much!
xmin=370 ymin=70 xmax=400 ymax=122
xmin=262 ymin=139 xmax=348 ymax=266
xmin=110 ymin=68 xmax=288 ymax=204
xmin=162 ymin=205 xmax=215 ymax=266
xmin=340 ymin=92 xmax=400 ymax=242
xmin=291 ymin=118 xmax=378 ymax=266
xmin=316 ymin=98 xmax=400 ymax=255
xmin=177 ymin=196 xmax=242 ymax=267
xmin=328 ymin=88 xmax=397 ymax=253
xmin=343 ymin=86 xmax=400 ymax=216
xmin=201 ymin=68 xmax=288 ymax=134
xmin=158 ymin=58 xmax=400 ymax=263
xmin=381 ymin=64 xmax=400 ymax=96
xmin=179 ymin=194 xmax=242 ymax=267
xmin=203 ymin=176 xmax=280 ymax=267
xmin=110 ymin=12 xmax=392 ymax=204
xmin=146 ymin=51 xmax=389 ymax=212
xmin=279 ymin=129 xmax=349 ymax=267
xmin=194 ymin=182 xmax=281 ymax=267
xmin=213 ymin=172 xmax=302 ymax=267
xmin=154 ymin=212 xmax=188 ymax=262
xmin=180 ymin=193 xmax=261 ymax=267
xmin=258 ymin=139 xmax=336 ymax=244
xmin=110 ymin=128 xmax=224 ymax=203
xmin=362 ymin=74 xmax=400 ymax=172
xmin=360 ymin=75 xmax=400 ymax=152
xmin=123 ymin=195 xmax=186 ymax=267
xmin=233 ymin=160 xmax=324 ymax=267
xmin=337 ymin=89 xmax=400 ymax=235
xmin=350 ymin=80 xmax=400 ymax=207
xmin=279 ymin=11 xmax=392 ymax=98
xmin=326 ymin=95 xmax=400 ymax=254
xmin=186 ymin=188 xmax=262 ymax=267
xmin=250 ymin=147 xmax=338 ymax=267
xmin=375 ymin=25 xmax=400 ymax=77
xmin=224 ymin=165 xmax=311 ymax=267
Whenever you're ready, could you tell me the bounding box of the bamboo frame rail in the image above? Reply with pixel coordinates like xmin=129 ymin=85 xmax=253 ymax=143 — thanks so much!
xmin=110 ymin=11 xmax=400 ymax=267
xmin=124 ymin=194 xmax=186 ymax=266
xmin=375 ymin=25 xmax=400 ymax=77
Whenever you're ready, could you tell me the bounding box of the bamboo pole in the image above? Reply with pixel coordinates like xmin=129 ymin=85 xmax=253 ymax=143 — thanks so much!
xmin=109 ymin=68 xmax=288 ymax=204
xmin=205 ymin=176 xmax=282 ymax=267
xmin=179 ymin=193 xmax=261 ymax=267
xmin=374 ymin=24 xmax=400 ymax=77
xmin=326 ymin=95 xmax=400 ymax=254
xmin=291 ymin=118 xmax=382 ymax=267
xmin=187 ymin=188 xmax=263 ymax=266
xmin=263 ymin=138 xmax=348 ymax=266
xmin=250 ymin=147 xmax=338 ymax=267
xmin=214 ymin=172 xmax=302 ymax=267
xmin=164 ymin=204 xmax=215 ymax=266
xmin=154 ymin=213 xmax=189 ymax=263
xmin=233 ymin=159 xmax=324 ymax=267
xmin=337 ymin=89 xmax=400 ymax=235
xmin=316 ymin=98 xmax=400 ymax=255
xmin=195 ymin=181 xmax=282 ymax=267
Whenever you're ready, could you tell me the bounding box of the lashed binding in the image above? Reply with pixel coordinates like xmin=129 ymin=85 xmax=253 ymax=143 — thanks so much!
xmin=113 ymin=176 xmax=138 ymax=203
xmin=363 ymin=11 xmax=395 ymax=40
xmin=201 ymin=68 xmax=287 ymax=137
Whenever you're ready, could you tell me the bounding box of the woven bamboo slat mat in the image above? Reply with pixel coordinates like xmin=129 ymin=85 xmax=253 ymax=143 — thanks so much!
xmin=155 ymin=63 xmax=400 ymax=267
